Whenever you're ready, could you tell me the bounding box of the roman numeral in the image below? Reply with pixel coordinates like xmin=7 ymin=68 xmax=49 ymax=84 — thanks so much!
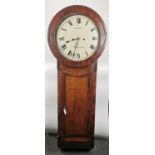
xmin=59 ymin=37 xmax=64 ymax=41
xmin=72 ymin=53 xmax=75 ymax=57
xmin=91 ymin=27 xmax=96 ymax=32
xmin=77 ymin=17 xmax=81 ymax=24
xmin=92 ymin=37 xmax=98 ymax=40
xmin=68 ymin=50 xmax=72 ymax=56
xmin=61 ymin=44 xmax=67 ymax=51
xmin=61 ymin=28 xmax=67 ymax=31
xmin=85 ymin=20 xmax=89 ymax=26
xmin=90 ymin=45 xmax=95 ymax=50
xmin=67 ymin=20 xmax=73 ymax=26
xmin=77 ymin=53 xmax=80 ymax=59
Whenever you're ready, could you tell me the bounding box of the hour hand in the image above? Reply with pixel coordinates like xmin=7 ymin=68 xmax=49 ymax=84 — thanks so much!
xmin=65 ymin=40 xmax=70 ymax=43
xmin=65 ymin=38 xmax=80 ymax=43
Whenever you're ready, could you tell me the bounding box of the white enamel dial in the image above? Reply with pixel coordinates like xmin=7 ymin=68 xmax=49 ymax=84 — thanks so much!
xmin=56 ymin=15 xmax=99 ymax=61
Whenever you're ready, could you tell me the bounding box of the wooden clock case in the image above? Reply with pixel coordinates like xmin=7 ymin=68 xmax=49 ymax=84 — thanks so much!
xmin=48 ymin=5 xmax=106 ymax=150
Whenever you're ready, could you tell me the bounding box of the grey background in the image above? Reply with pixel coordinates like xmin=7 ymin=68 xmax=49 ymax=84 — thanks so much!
xmin=45 ymin=0 xmax=109 ymax=137
xmin=45 ymin=133 xmax=109 ymax=155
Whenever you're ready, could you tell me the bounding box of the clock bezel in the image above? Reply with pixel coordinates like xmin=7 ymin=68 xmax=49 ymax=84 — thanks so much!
xmin=48 ymin=5 xmax=106 ymax=67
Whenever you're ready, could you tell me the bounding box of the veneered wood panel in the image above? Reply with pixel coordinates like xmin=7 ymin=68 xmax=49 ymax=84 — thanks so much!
xmin=64 ymin=75 xmax=90 ymax=136
xmin=57 ymin=62 xmax=97 ymax=149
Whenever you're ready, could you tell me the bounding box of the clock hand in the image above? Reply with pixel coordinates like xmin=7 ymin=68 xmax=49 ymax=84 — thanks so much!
xmin=73 ymin=37 xmax=80 ymax=56
xmin=75 ymin=38 xmax=80 ymax=48
xmin=65 ymin=38 xmax=80 ymax=43
xmin=74 ymin=40 xmax=78 ymax=52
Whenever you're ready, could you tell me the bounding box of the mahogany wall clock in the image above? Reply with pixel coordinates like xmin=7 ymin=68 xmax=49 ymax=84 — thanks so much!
xmin=48 ymin=5 xmax=106 ymax=149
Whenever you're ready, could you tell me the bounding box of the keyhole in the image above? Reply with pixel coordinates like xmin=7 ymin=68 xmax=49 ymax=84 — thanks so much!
xmin=63 ymin=107 xmax=67 ymax=115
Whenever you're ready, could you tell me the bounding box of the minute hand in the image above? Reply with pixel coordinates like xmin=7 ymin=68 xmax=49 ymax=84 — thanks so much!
xmin=73 ymin=38 xmax=79 ymax=56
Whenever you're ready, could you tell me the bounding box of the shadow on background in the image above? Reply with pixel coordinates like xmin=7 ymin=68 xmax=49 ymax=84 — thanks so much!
xmin=45 ymin=131 xmax=109 ymax=155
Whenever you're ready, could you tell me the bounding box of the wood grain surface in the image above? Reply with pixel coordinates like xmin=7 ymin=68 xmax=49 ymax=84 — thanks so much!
xmin=57 ymin=62 xmax=97 ymax=149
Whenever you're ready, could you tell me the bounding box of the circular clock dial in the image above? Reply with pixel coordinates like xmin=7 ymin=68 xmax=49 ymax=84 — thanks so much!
xmin=56 ymin=15 xmax=99 ymax=61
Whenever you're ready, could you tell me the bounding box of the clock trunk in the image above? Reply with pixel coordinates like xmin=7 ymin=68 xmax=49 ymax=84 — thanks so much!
xmin=57 ymin=62 xmax=97 ymax=149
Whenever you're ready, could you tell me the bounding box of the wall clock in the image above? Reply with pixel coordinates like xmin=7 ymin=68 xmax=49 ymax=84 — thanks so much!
xmin=48 ymin=5 xmax=106 ymax=149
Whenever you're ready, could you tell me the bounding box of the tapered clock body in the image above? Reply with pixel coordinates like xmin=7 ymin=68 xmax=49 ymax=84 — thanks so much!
xmin=48 ymin=5 xmax=106 ymax=149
